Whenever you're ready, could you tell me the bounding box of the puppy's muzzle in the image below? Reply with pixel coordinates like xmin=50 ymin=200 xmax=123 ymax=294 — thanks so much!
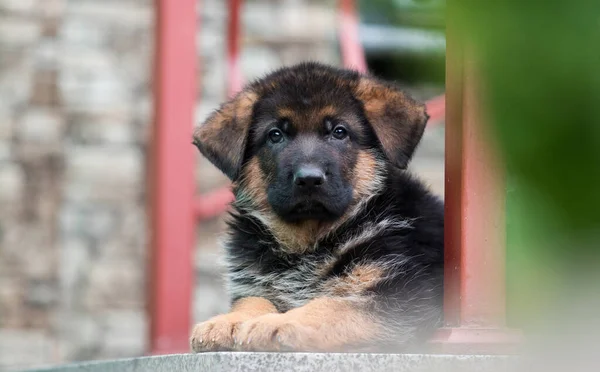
xmin=293 ymin=165 xmax=326 ymax=192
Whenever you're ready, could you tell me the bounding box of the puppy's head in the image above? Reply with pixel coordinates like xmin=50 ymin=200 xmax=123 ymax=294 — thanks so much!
xmin=194 ymin=63 xmax=428 ymax=239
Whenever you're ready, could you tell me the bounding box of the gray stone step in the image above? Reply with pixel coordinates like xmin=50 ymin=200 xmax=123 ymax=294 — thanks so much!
xmin=25 ymin=353 xmax=518 ymax=372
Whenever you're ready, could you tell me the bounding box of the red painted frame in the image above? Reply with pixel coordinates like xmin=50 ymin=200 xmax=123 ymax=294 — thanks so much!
xmin=338 ymin=0 xmax=368 ymax=73
xmin=149 ymin=0 xmax=197 ymax=355
xmin=430 ymin=5 xmax=522 ymax=353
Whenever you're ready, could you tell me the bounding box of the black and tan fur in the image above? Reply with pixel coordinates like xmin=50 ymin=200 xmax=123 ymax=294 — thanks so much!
xmin=190 ymin=62 xmax=443 ymax=352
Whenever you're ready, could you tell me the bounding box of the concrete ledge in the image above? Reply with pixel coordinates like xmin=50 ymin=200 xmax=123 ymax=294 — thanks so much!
xmin=26 ymin=353 xmax=519 ymax=372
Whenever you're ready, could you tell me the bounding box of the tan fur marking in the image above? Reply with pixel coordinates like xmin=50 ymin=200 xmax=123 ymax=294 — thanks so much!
xmin=239 ymin=157 xmax=269 ymax=209
xmin=326 ymin=264 xmax=385 ymax=297
xmin=231 ymin=297 xmax=279 ymax=316
xmin=193 ymin=90 xmax=258 ymax=179
xmin=269 ymin=219 xmax=321 ymax=252
xmin=363 ymin=98 xmax=386 ymax=115
xmin=352 ymin=150 xmax=382 ymax=199
xmin=235 ymin=297 xmax=382 ymax=351
xmin=277 ymin=108 xmax=296 ymax=118
xmin=317 ymin=105 xmax=337 ymax=117
xmin=275 ymin=105 xmax=340 ymax=133
xmin=190 ymin=297 xmax=277 ymax=352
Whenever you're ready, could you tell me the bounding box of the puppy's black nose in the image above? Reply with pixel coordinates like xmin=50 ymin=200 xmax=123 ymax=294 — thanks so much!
xmin=294 ymin=166 xmax=325 ymax=188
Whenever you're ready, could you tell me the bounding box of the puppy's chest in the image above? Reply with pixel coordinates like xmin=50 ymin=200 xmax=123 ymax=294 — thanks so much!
xmin=227 ymin=253 xmax=332 ymax=312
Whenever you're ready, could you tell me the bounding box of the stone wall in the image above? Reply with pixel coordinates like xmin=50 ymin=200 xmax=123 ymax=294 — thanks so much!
xmin=0 ymin=0 xmax=341 ymax=370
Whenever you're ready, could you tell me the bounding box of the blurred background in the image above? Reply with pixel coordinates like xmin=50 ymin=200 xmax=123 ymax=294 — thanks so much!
xmin=0 ymin=0 xmax=445 ymax=370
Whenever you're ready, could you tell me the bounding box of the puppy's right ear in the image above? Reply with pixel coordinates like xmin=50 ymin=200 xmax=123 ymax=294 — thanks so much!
xmin=193 ymin=90 xmax=258 ymax=180
xmin=353 ymin=76 xmax=428 ymax=169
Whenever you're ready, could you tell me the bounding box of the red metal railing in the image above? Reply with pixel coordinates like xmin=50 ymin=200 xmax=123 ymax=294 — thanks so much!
xmin=227 ymin=0 xmax=244 ymax=97
xmin=149 ymin=0 xmax=197 ymax=355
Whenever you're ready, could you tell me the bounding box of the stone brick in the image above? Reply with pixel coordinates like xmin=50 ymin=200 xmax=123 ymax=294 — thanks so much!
xmin=104 ymin=206 xmax=146 ymax=260
xmin=15 ymin=108 xmax=65 ymax=143
xmin=33 ymin=37 xmax=59 ymax=67
xmin=66 ymin=112 xmax=134 ymax=145
xmin=0 ymin=329 xmax=56 ymax=371
xmin=240 ymin=46 xmax=281 ymax=81
xmin=0 ymin=277 xmax=24 ymax=328
xmin=0 ymin=105 xmax=12 ymax=161
xmin=38 ymin=0 xmax=67 ymax=18
xmin=25 ymin=278 xmax=59 ymax=310
xmin=60 ymin=18 xmax=107 ymax=48
xmin=0 ymin=52 xmax=33 ymax=108
xmin=29 ymin=37 xmax=61 ymax=105
xmin=59 ymin=50 xmax=132 ymax=113
xmin=131 ymin=96 xmax=152 ymax=144
xmin=196 ymin=156 xmax=229 ymax=193
xmin=0 ymin=18 xmax=40 ymax=46
xmin=30 ymin=68 xmax=61 ymax=106
xmin=64 ymin=146 xmax=142 ymax=202
xmin=56 ymin=313 xmax=103 ymax=362
xmin=19 ymin=235 xmax=59 ymax=280
xmin=193 ymin=248 xmax=229 ymax=323
xmin=15 ymin=148 xmax=64 ymax=224
xmin=243 ymin=3 xmax=334 ymax=41
xmin=0 ymin=163 xmax=24 ymax=205
xmin=0 ymin=143 xmax=9 ymax=162
xmin=193 ymin=270 xmax=229 ymax=323
xmin=60 ymin=203 xmax=117 ymax=241
xmin=64 ymin=2 xmax=152 ymax=28
xmin=58 ymin=237 xmax=92 ymax=308
xmin=99 ymin=310 xmax=147 ymax=358
xmin=83 ymin=259 xmax=145 ymax=310
xmin=0 ymin=0 xmax=36 ymax=14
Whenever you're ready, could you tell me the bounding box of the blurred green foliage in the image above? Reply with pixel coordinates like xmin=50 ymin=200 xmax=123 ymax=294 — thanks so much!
xmin=455 ymin=0 xmax=600 ymax=327
xmin=358 ymin=0 xmax=446 ymax=84
xmin=359 ymin=0 xmax=445 ymax=29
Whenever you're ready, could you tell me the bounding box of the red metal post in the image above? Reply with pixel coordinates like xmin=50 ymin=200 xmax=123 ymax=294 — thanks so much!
xmin=149 ymin=0 xmax=197 ymax=354
xmin=338 ymin=0 xmax=367 ymax=73
xmin=194 ymin=187 xmax=236 ymax=220
xmin=430 ymin=1 xmax=521 ymax=353
xmin=227 ymin=0 xmax=244 ymax=97
xmin=425 ymin=94 xmax=446 ymax=125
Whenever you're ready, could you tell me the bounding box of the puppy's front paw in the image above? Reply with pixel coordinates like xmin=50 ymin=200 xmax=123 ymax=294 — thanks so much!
xmin=235 ymin=313 xmax=316 ymax=351
xmin=190 ymin=313 xmax=246 ymax=352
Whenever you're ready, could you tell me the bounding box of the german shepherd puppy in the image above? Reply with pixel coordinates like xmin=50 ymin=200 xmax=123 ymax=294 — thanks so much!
xmin=190 ymin=62 xmax=443 ymax=352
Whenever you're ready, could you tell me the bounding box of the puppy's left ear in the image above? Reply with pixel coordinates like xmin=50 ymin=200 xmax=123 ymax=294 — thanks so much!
xmin=353 ymin=77 xmax=429 ymax=169
xmin=193 ymin=90 xmax=258 ymax=180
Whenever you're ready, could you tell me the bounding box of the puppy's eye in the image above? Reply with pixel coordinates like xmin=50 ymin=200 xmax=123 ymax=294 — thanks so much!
xmin=268 ymin=128 xmax=284 ymax=143
xmin=332 ymin=126 xmax=348 ymax=140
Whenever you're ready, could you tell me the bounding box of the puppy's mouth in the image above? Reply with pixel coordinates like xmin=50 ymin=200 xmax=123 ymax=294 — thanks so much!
xmin=283 ymin=200 xmax=338 ymax=223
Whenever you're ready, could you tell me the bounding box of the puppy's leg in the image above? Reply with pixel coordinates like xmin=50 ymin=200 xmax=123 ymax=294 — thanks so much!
xmin=235 ymin=297 xmax=383 ymax=352
xmin=190 ymin=297 xmax=278 ymax=352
